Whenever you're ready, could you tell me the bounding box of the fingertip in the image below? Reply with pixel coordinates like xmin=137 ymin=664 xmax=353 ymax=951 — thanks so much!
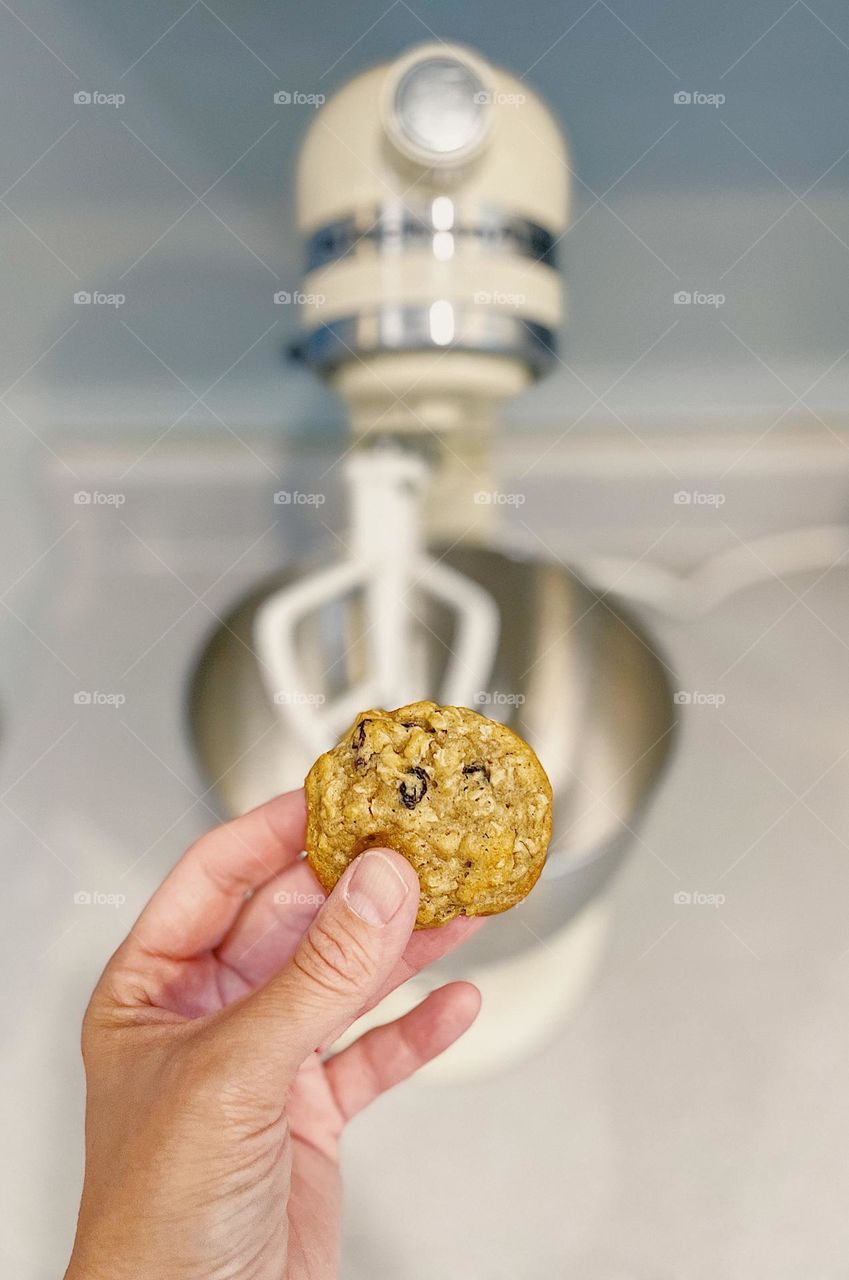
xmin=411 ymin=980 xmax=481 ymax=1058
xmin=438 ymin=979 xmax=482 ymax=1022
xmin=248 ymin=787 xmax=308 ymax=851
xmin=274 ymin=786 xmax=307 ymax=825
xmin=450 ymin=977 xmax=482 ymax=1004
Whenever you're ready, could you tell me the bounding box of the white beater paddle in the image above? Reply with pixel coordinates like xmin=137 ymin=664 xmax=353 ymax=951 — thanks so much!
xmin=253 ymin=445 xmax=500 ymax=758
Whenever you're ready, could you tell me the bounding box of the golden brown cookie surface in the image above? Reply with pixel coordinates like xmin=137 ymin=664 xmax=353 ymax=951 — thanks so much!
xmin=304 ymin=701 xmax=553 ymax=928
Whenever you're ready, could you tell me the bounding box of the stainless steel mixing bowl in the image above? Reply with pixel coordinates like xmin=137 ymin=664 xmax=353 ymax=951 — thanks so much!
xmin=187 ymin=544 xmax=676 ymax=966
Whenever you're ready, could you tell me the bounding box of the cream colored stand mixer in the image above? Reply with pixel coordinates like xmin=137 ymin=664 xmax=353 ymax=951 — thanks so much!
xmin=255 ymin=40 xmax=567 ymax=754
xmin=191 ymin=42 xmax=674 ymax=1078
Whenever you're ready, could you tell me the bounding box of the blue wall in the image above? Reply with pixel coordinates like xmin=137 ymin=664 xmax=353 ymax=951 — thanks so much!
xmin=2 ymin=0 xmax=848 ymax=438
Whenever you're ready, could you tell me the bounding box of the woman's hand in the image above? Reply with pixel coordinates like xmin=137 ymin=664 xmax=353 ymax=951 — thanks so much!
xmin=65 ymin=789 xmax=481 ymax=1280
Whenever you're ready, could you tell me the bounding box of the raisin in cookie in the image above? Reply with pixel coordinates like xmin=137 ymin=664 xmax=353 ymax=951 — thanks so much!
xmin=304 ymin=701 xmax=552 ymax=929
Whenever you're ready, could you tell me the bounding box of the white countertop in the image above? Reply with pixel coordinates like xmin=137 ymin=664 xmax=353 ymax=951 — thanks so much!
xmin=3 ymin=428 xmax=849 ymax=1279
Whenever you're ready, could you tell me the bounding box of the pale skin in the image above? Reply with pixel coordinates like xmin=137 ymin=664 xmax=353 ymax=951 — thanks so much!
xmin=64 ymin=788 xmax=482 ymax=1280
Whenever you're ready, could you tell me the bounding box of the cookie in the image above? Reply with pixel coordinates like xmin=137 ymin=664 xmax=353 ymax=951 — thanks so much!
xmin=304 ymin=701 xmax=552 ymax=928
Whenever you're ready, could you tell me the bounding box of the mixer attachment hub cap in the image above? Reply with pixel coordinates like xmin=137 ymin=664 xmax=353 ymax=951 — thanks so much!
xmin=383 ymin=45 xmax=493 ymax=168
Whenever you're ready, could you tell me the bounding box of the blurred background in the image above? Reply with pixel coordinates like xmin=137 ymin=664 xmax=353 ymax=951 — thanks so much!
xmin=3 ymin=2 xmax=849 ymax=1277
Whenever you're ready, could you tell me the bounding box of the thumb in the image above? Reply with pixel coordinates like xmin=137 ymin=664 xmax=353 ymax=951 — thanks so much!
xmin=228 ymin=848 xmax=420 ymax=1079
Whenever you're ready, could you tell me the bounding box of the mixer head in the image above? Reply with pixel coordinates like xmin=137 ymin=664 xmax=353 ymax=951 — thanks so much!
xmin=292 ymin=40 xmax=569 ymax=436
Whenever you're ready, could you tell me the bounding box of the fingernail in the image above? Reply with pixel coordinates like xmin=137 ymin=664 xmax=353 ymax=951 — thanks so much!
xmin=344 ymin=850 xmax=409 ymax=926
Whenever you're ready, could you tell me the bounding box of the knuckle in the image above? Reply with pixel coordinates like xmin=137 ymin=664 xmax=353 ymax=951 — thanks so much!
xmin=295 ymin=912 xmax=377 ymax=997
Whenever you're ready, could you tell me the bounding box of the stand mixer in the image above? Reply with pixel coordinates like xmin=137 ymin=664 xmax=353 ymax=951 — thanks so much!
xmin=255 ymin=40 xmax=566 ymax=756
xmin=190 ymin=42 xmax=675 ymax=1077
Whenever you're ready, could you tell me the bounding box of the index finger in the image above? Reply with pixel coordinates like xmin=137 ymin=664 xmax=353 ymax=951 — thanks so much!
xmin=125 ymin=789 xmax=307 ymax=962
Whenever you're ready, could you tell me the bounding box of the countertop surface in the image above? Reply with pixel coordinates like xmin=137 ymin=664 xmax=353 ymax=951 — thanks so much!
xmin=3 ymin=429 xmax=849 ymax=1279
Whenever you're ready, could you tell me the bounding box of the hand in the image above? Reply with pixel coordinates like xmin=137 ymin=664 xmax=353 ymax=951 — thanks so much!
xmin=65 ymin=789 xmax=481 ymax=1280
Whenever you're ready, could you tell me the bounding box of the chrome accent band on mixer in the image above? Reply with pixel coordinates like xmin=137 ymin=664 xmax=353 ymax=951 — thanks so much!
xmin=296 ymin=305 xmax=557 ymax=377
xmin=305 ymin=203 xmax=558 ymax=273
